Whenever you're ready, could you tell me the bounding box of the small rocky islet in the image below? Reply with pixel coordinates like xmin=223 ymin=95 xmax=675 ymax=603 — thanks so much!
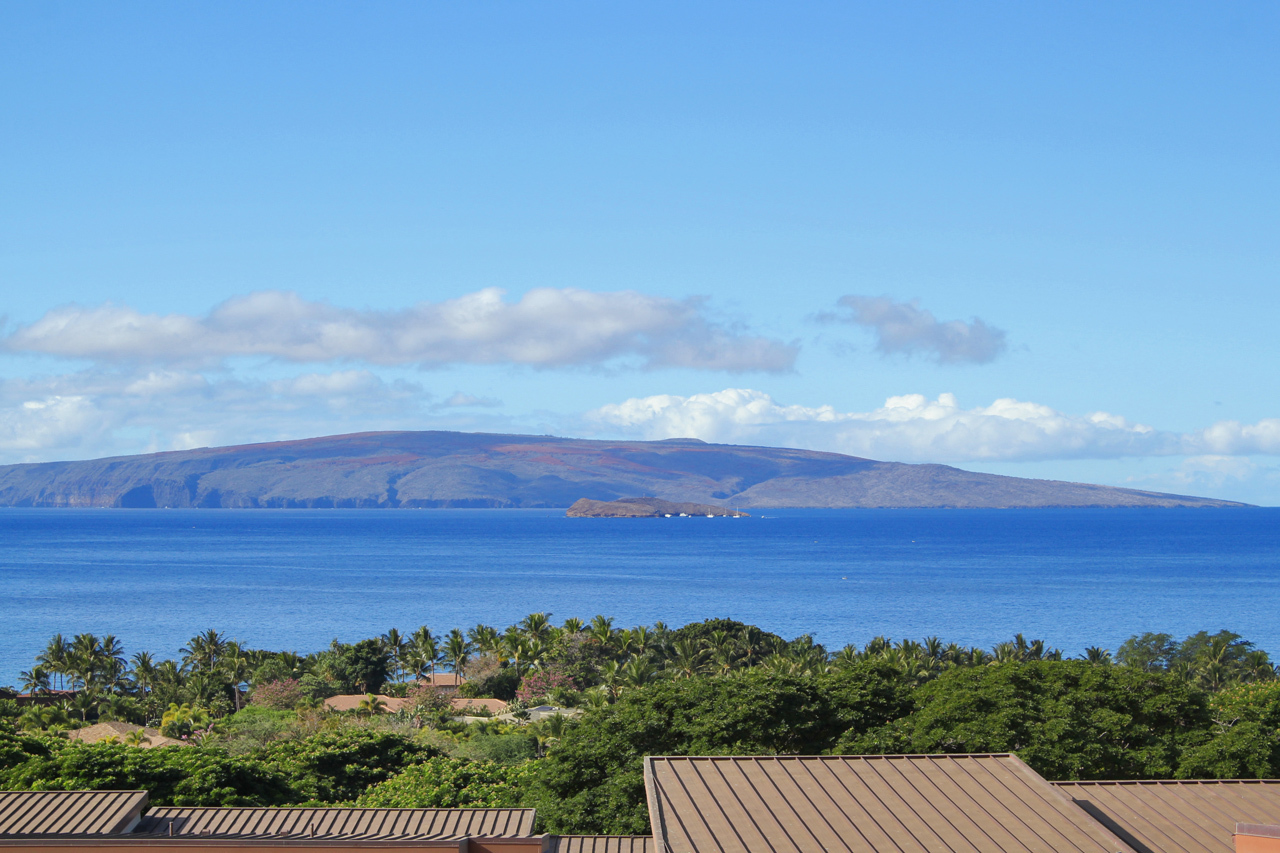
xmin=566 ymin=497 xmax=749 ymax=518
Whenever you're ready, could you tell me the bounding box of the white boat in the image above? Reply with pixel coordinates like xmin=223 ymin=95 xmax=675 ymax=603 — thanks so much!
xmin=707 ymin=513 xmax=714 ymax=518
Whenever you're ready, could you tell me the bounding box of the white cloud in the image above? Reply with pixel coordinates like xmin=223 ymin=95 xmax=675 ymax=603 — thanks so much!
xmin=588 ymin=388 xmax=1280 ymax=463
xmin=1194 ymin=419 xmax=1280 ymax=455
xmin=0 ymin=395 xmax=106 ymax=453
xmin=0 ymin=368 xmax=512 ymax=463
xmin=827 ymin=295 xmax=1007 ymax=364
xmin=2 ymin=289 xmax=797 ymax=373
xmin=441 ymin=392 xmax=502 ymax=408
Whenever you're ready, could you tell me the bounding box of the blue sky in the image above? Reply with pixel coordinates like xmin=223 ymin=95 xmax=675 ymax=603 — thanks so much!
xmin=2 ymin=2 xmax=1278 ymax=503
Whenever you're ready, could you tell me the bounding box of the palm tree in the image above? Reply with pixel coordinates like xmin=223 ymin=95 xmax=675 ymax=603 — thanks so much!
xmin=222 ymin=642 xmax=252 ymax=712
xmin=445 ymin=629 xmax=472 ymax=679
xmin=622 ymin=626 xmax=651 ymax=658
xmin=619 ymin=655 xmax=659 ymax=692
xmin=668 ymin=640 xmax=707 ymax=679
xmin=561 ymin=617 xmax=585 ymax=634
xmin=20 ymin=667 xmax=51 ymax=695
xmin=129 ymin=652 xmax=157 ymax=696
xmin=99 ymin=693 xmax=143 ymax=724
xmin=68 ymin=633 xmax=105 ymax=689
xmin=832 ymin=645 xmax=861 ymax=669
xmin=123 ymin=729 xmax=151 ymax=747
xmin=520 ymin=612 xmax=553 ymax=643
xmin=587 ymin=615 xmax=615 ymax=648
xmin=467 ymin=624 xmax=500 ymax=655
xmin=966 ymin=647 xmax=991 ymax=666
xmin=1082 ymin=647 xmax=1113 ymax=665
xmin=160 ymin=702 xmax=208 ymax=738
xmin=408 ymin=627 xmax=440 ymax=681
xmin=36 ymin=634 xmax=71 ymax=690
xmin=182 ymin=629 xmax=228 ymax=674
xmin=598 ymin=660 xmax=622 ymax=701
xmin=503 ymin=633 xmax=530 ymax=677
xmin=524 ymin=638 xmax=547 ymax=671
xmin=356 ymin=694 xmax=388 ymax=717
xmin=100 ymin=635 xmax=127 ymax=692
xmin=381 ymin=629 xmax=408 ymax=683
xmin=1240 ymin=650 xmax=1277 ymax=683
xmin=69 ymin=690 xmax=100 ymax=722
xmin=530 ymin=712 xmax=571 ymax=756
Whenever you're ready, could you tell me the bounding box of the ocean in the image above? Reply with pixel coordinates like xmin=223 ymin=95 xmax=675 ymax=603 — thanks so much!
xmin=2 ymin=507 xmax=1277 ymax=685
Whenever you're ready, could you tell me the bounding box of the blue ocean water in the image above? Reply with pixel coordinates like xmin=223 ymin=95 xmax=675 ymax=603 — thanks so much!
xmin=2 ymin=507 xmax=1278 ymax=685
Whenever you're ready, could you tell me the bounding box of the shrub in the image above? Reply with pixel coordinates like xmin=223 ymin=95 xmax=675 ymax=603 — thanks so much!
xmin=516 ymin=669 xmax=577 ymax=705
xmin=405 ymin=683 xmax=452 ymax=720
xmin=251 ymin=679 xmax=304 ymax=711
xmin=2 ymin=743 xmax=293 ymax=806
xmin=255 ymin=728 xmax=439 ymax=802
xmin=356 ymin=756 xmax=534 ymax=808
xmin=459 ymin=656 xmax=521 ymax=702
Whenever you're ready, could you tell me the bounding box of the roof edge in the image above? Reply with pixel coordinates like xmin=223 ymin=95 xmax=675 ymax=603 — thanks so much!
xmin=1002 ymin=753 xmax=1140 ymax=853
xmin=641 ymin=759 xmax=667 ymax=853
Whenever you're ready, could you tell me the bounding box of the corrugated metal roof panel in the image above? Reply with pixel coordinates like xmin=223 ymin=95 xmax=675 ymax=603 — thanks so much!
xmin=0 ymin=791 xmax=149 ymax=836
xmin=550 ymin=837 xmax=654 ymax=853
xmin=1056 ymin=780 xmax=1280 ymax=853
xmin=645 ymin=754 xmax=1138 ymax=853
xmin=135 ymin=808 xmax=536 ymax=840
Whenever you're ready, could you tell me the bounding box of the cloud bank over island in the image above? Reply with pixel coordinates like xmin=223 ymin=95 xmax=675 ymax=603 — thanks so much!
xmin=588 ymin=388 xmax=1280 ymax=463
xmin=2 ymin=289 xmax=797 ymax=373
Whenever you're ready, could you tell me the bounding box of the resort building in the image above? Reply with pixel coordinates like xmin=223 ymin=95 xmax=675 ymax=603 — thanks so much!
xmin=5 ymin=754 xmax=1280 ymax=853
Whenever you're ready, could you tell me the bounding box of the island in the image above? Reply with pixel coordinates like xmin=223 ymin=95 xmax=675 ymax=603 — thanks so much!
xmin=566 ymin=497 xmax=749 ymax=518
xmin=0 ymin=430 xmax=1250 ymax=509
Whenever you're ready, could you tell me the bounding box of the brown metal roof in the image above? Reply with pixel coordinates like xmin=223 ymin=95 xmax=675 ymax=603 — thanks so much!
xmin=0 ymin=792 xmax=149 ymax=836
xmin=644 ymin=754 xmax=1138 ymax=853
xmin=550 ymin=837 xmax=653 ymax=853
xmin=1055 ymin=780 xmax=1280 ymax=853
xmin=135 ymin=808 xmax=536 ymax=840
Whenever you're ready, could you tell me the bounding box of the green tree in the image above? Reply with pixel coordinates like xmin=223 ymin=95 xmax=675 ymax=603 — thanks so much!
xmin=356 ymin=757 xmax=533 ymax=808
xmin=3 ymin=741 xmax=293 ymax=806
xmin=255 ymin=728 xmax=438 ymax=803
xmin=1175 ymin=681 xmax=1280 ymax=778
xmin=445 ymin=629 xmax=472 ymax=679
xmin=526 ymin=666 xmax=907 ymax=835
xmin=1116 ymin=632 xmax=1176 ymax=671
xmin=844 ymin=660 xmax=1211 ymax=780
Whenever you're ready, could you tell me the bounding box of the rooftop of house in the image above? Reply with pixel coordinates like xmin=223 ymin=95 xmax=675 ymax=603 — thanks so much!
xmin=0 ymin=791 xmax=149 ymax=837
xmin=134 ymin=806 xmax=536 ymax=841
xmin=645 ymin=754 xmax=1132 ymax=853
xmin=322 ymin=694 xmax=411 ymax=714
xmin=64 ymin=721 xmax=187 ymax=749
xmin=1055 ymin=779 xmax=1280 ymax=853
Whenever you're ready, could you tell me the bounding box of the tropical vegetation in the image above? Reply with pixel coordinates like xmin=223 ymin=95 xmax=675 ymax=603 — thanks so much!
xmin=2 ymin=618 xmax=1278 ymax=833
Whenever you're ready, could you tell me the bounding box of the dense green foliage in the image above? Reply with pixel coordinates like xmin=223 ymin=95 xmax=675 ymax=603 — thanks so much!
xmin=8 ymin=617 xmax=1280 ymax=835
xmin=843 ymin=661 xmax=1211 ymax=779
xmin=254 ymin=728 xmax=438 ymax=802
xmin=527 ymin=665 xmax=910 ymax=834
xmin=0 ymin=732 xmax=294 ymax=806
xmin=356 ymin=757 xmax=533 ymax=808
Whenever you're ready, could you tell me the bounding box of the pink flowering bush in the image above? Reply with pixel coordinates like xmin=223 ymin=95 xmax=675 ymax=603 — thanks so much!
xmin=250 ymin=678 xmax=304 ymax=710
xmin=515 ymin=669 xmax=576 ymax=705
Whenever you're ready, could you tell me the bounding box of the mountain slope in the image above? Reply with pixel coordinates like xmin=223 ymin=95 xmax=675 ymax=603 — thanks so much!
xmin=0 ymin=430 xmax=1249 ymax=509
